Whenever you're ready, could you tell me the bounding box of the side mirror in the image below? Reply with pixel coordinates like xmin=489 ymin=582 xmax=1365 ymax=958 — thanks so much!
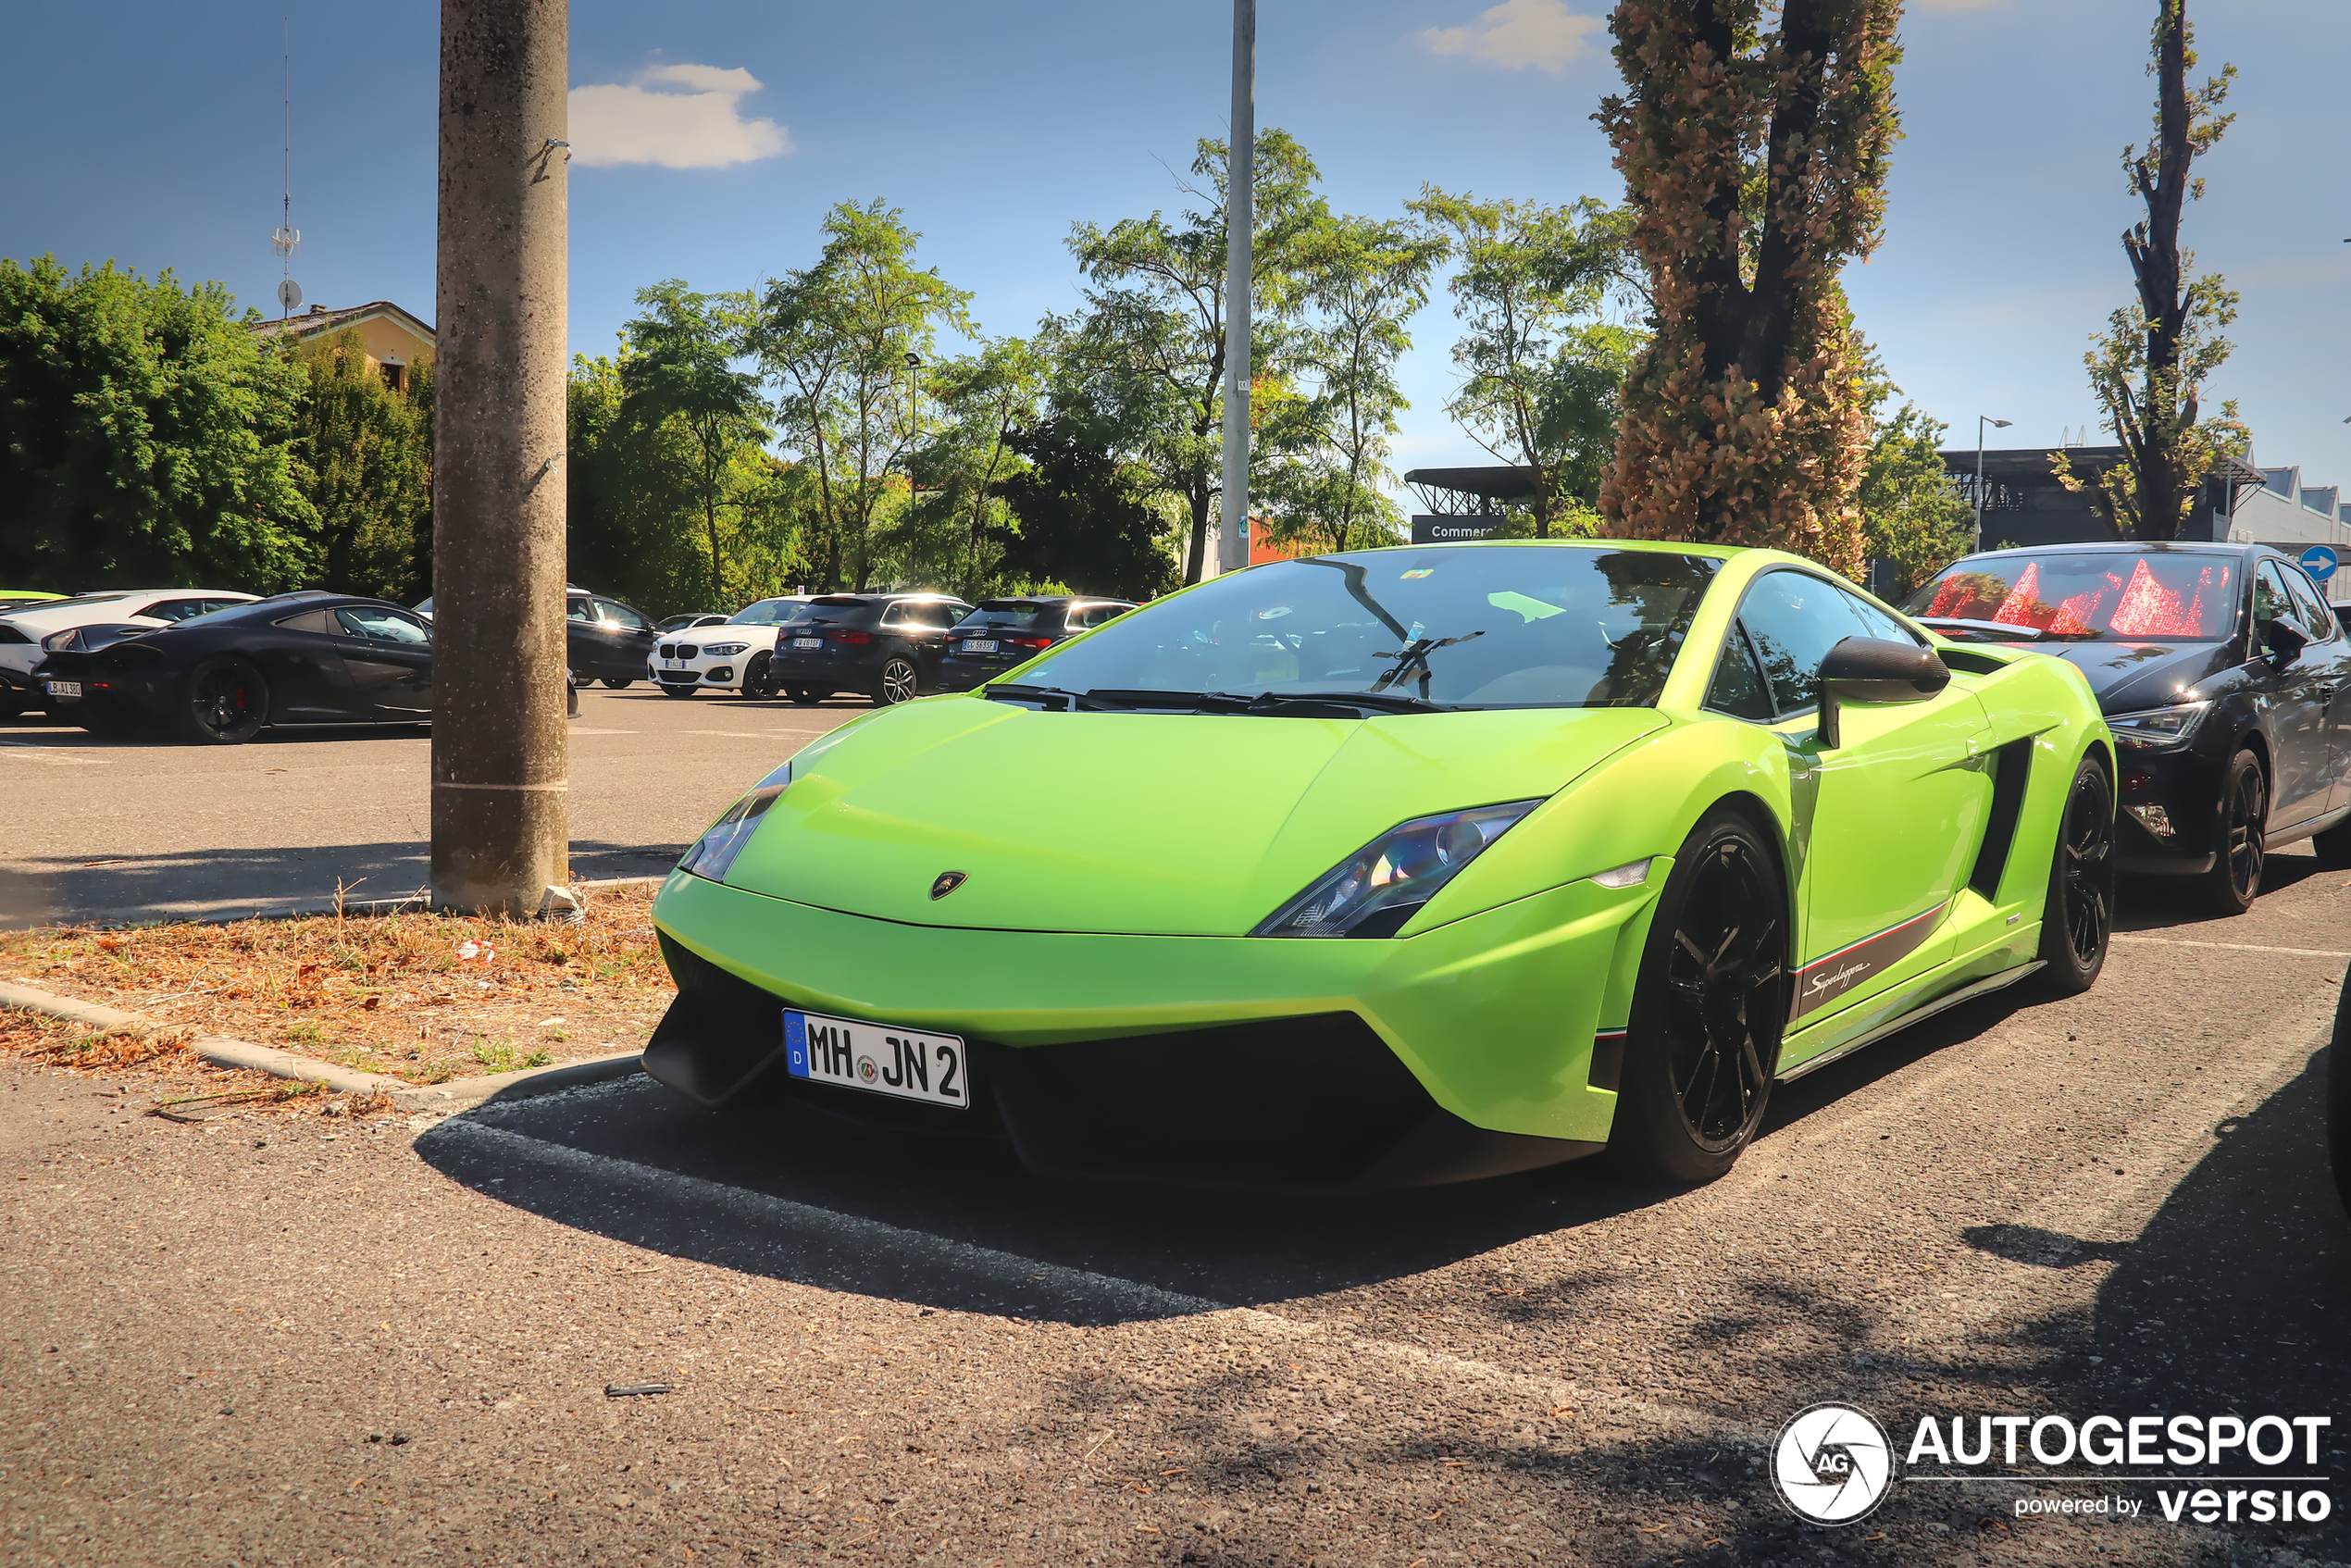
xmin=1817 ymin=637 xmax=1951 ymax=750
xmin=2260 ymin=615 xmax=2310 ymax=664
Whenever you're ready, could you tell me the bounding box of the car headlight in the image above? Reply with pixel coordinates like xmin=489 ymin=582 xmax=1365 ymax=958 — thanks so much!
xmin=703 ymin=642 xmax=751 ymax=657
xmin=2108 ymin=700 xmax=2208 ymax=749
xmin=1252 ymin=800 xmax=1541 ymax=939
xmin=677 ymin=761 xmax=792 ymax=883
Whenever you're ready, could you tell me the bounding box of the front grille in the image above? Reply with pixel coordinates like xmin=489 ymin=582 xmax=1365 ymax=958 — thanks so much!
xmin=656 ymin=643 xmax=675 ymax=658
xmin=675 ymin=644 xmax=699 ymax=659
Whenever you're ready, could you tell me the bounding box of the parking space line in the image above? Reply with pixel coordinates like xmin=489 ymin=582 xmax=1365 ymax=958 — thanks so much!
xmin=0 ymin=745 xmax=106 ymax=766
xmin=2113 ymin=934 xmax=2351 ymax=960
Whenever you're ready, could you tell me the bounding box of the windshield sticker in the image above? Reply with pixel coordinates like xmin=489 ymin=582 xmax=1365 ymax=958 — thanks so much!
xmin=1256 ymin=605 xmax=1294 ymax=620
xmin=1486 ymin=591 xmax=1567 ymax=623
xmin=1399 ymin=567 xmax=1436 ymax=579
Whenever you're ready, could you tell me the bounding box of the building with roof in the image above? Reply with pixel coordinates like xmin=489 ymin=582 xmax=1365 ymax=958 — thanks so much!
xmin=2222 ymin=465 xmax=2351 ymax=602
xmin=248 ymin=301 xmax=434 ymax=392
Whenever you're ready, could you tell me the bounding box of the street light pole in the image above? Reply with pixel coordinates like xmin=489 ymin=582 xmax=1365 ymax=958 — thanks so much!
xmin=1216 ymin=0 xmax=1255 ymax=579
xmin=1972 ymin=415 xmax=2012 ymax=554
xmin=430 ymin=0 xmax=571 ymax=915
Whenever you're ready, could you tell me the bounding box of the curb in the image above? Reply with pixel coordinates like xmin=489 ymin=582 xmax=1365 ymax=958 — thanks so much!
xmin=0 ymin=978 xmax=641 ymax=1114
xmin=16 ymin=875 xmax=671 ymax=933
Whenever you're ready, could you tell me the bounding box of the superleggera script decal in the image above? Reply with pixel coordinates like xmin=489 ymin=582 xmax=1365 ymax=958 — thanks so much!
xmin=1789 ymin=902 xmax=1948 ymax=1021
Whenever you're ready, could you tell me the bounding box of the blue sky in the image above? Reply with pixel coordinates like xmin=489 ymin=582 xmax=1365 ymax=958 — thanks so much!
xmin=5 ymin=0 xmax=2345 ymax=487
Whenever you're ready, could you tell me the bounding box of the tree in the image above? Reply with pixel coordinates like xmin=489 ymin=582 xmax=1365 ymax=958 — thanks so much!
xmin=903 ymin=336 xmax=1049 ymax=599
xmin=2061 ymin=0 xmax=2240 ymax=540
xmin=285 ymin=326 xmax=434 ymax=602
xmin=1410 ymin=192 xmax=1642 ymax=538
xmin=759 ymin=201 xmax=972 ymax=591
xmin=1257 ymin=215 xmax=1446 ymax=556
xmin=1595 ymin=0 xmax=1904 ymax=578
xmin=994 ymin=417 xmax=1179 ymax=602
xmin=1058 ymin=131 xmax=1327 ymax=583
xmin=1858 ymin=402 xmax=1971 ymax=598
xmin=617 ymin=282 xmax=767 ymax=600
xmin=0 ymin=256 xmax=315 ymax=591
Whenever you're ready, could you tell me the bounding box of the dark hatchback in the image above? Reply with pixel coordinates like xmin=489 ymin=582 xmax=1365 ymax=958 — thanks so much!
xmin=37 ymin=592 xmax=436 ymax=744
xmin=763 ymin=593 xmax=974 ymax=706
xmin=417 ymin=588 xmax=658 ymax=687
xmin=937 ymin=596 xmax=1136 ymax=693
xmin=1907 ymin=542 xmax=2351 ymax=911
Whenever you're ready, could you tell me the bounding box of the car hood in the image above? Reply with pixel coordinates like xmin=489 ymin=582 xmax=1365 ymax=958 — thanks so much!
xmin=2041 ymin=641 xmax=2242 ymax=714
xmin=719 ymin=696 xmax=1668 ymax=936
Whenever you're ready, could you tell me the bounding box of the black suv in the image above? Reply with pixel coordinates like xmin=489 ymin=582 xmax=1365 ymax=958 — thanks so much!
xmin=939 ymin=596 xmax=1135 ymax=692
xmin=415 ymin=588 xmax=658 ymax=688
xmin=765 ymin=593 xmax=975 ymax=706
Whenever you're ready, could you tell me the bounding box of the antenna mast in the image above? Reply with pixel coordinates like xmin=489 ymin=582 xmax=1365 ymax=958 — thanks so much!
xmin=271 ymin=19 xmax=302 ymax=320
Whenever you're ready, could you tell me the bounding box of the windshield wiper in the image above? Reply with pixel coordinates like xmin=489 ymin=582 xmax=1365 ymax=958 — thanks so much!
xmin=981 ymin=682 xmax=1091 ymax=710
xmin=1916 ymin=616 xmax=2052 ymax=642
xmin=1246 ymin=690 xmax=1460 ymax=715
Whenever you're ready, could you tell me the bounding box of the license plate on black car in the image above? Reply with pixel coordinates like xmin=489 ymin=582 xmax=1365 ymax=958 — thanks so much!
xmin=963 ymin=639 xmax=998 ymax=653
xmin=792 ymin=637 xmax=823 ymax=650
xmin=44 ymin=680 xmax=81 ymax=700
xmin=783 ymin=1009 xmax=967 ymax=1109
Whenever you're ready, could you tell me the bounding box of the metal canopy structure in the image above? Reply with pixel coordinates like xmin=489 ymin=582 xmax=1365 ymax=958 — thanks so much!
xmin=1403 ymin=466 xmax=1536 ymax=516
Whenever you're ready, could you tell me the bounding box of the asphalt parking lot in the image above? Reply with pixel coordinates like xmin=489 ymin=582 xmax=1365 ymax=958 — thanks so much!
xmin=0 ymin=685 xmax=857 ymax=927
xmin=3 ymin=840 xmax=2347 ymax=1563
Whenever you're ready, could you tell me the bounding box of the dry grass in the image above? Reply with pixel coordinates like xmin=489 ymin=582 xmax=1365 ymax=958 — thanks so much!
xmin=0 ymin=883 xmax=672 ymax=1085
xmin=0 ymin=1006 xmax=396 ymax=1121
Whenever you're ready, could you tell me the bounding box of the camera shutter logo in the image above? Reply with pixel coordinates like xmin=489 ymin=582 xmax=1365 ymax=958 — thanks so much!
xmin=1773 ymin=1403 xmax=1894 ymax=1524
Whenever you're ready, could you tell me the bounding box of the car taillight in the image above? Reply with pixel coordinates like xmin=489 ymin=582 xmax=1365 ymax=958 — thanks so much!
xmin=831 ymin=630 xmax=873 ymax=645
xmin=1006 ymin=636 xmax=1053 ymax=650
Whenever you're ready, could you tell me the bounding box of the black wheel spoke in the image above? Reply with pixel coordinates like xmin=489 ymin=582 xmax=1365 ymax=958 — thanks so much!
xmin=1653 ymin=834 xmax=1783 ymax=1156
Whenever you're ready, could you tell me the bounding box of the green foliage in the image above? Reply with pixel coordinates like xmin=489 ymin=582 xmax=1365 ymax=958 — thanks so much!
xmin=0 ymin=256 xmax=316 ymax=592
xmin=617 ymin=282 xmax=769 ymax=600
xmin=284 ymin=327 xmax=433 ymax=603
xmin=1056 ymin=131 xmax=1329 ymax=582
xmin=1857 ymin=403 xmax=1972 ymax=598
xmin=758 ymin=201 xmax=974 ymax=592
xmin=899 ymin=336 xmax=1050 ymax=600
xmin=995 ymin=418 xmax=1180 ymax=602
xmin=1406 ymin=192 xmax=1643 ymax=536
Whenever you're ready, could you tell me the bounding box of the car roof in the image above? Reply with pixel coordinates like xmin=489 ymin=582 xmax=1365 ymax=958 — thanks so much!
xmin=1959 ymin=541 xmax=2241 ymax=557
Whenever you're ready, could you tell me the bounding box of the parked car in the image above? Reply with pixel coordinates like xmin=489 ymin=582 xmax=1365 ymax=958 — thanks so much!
xmin=763 ymin=593 xmax=976 ymax=706
xmin=650 ymin=598 xmax=815 ymax=700
xmin=1906 ymin=541 xmax=2351 ymax=912
xmin=36 ymin=591 xmax=434 ymax=743
xmin=0 ymin=591 xmax=65 ymax=611
xmin=0 ymin=589 xmax=259 ymax=716
xmin=416 ymin=587 xmax=658 ymax=688
xmin=645 ymin=541 xmax=2115 ymax=1189
xmin=937 ymin=596 xmax=1136 ymax=692
xmin=659 ymin=614 xmax=732 ymax=634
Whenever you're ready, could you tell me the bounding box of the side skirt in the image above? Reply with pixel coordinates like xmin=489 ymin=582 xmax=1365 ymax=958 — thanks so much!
xmin=1774 ymin=961 xmax=2046 ymax=1086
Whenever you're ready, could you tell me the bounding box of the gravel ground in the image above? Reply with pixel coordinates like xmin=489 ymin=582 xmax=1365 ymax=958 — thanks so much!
xmin=3 ymin=849 xmax=2347 ymax=1567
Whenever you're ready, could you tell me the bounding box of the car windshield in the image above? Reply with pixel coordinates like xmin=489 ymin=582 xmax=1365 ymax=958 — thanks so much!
xmin=1906 ymin=553 xmax=2237 ymax=641
xmin=956 ymin=602 xmax=1055 ymax=632
xmin=728 ymin=600 xmax=813 ymax=627
xmin=1007 ymin=545 xmax=1721 ymax=711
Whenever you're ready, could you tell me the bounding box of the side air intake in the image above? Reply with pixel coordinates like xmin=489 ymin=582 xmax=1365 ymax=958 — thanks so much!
xmin=1968 ymin=739 xmax=2034 ymax=900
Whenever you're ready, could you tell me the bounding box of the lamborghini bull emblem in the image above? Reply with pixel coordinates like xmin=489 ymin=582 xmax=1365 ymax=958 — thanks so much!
xmin=930 ymin=870 xmax=968 ymax=901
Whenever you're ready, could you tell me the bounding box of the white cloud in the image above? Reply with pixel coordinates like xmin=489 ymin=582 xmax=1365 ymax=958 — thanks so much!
xmin=567 ymin=62 xmax=790 ymax=169
xmin=1421 ymin=0 xmax=1603 ymax=73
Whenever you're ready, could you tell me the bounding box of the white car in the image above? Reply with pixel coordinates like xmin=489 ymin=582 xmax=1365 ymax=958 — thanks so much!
xmin=0 ymin=589 xmax=258 ymax=715
xmin=650 ymin=597 xmax=815 ymax=699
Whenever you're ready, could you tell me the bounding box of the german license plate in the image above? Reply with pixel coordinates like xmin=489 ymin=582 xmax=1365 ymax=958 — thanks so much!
xmin=44 ymin=680 xmax=81 ymax=700
xmin=783 ymin=1008 xmax=967 ymax=1110
xmin=963 ymin=639 xmax=998 ymax=653
xmin=792 ymin=636 xmax=823 ymax=650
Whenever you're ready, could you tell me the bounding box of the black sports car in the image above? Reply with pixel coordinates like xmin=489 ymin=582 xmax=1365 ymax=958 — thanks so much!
xmin=1907 ymin=542 xmax=2351 ymax=911
xmin=763 ymin=592 xmax=975 ymax=706
xmin=36 ymin=592 xmax=436 ymax=743
xmin=936 ymin=595 xmax=1136 ymax=692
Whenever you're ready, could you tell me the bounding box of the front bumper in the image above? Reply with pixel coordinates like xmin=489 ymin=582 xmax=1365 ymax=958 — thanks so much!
xmin=644 ymin=866 xmax=1662 ymax=1189
xmin=653 ymin=660 xmax=740 ymax=691
xmin=2112 ymin=743 xmax=2221 ymax=875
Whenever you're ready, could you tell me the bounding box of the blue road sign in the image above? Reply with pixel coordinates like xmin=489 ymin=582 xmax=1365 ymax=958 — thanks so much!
xmin=2300 ymin=545 xmax=2339 ymax=582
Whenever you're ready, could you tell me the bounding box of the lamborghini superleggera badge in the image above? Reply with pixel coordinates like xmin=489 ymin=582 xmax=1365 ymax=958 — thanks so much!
xmin=930 ymin=871 xmax=968 ymax=900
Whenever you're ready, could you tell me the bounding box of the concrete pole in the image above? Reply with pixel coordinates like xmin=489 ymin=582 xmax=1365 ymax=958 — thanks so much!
xmin=1216 ymin=0 xmax=1256 ymax=577
xmin=430 ymin=0 xmax=570 ymax=914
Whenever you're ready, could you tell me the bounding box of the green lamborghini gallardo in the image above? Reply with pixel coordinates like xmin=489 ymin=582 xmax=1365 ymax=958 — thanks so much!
xmin=646 ymin=541 xmax=2115 ymax=1189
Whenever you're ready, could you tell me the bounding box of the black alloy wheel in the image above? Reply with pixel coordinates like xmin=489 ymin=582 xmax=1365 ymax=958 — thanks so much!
xmin=601 ymin=678 xmax=632 ymax=690
xmin=875 ymin=656 xmax=919 ymax=706
xmin=2200 ymin=748 xmax=2267 ymax=915
xmin=739 ymin=652 xmax=775 ymax=700
xmin=786 ymin=685 xmax=825 ymax=706
xmin=178 ymin=657 xmax=268 ymax=744
xmin=2036 ymin=754 xmax=2114 ymax=994
xmin=1612 ymin=809 xmax=1786 ymax=1183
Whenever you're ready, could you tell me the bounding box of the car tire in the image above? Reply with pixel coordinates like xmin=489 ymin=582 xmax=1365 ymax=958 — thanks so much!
xmin=602 ymin=678 xmax=631 ymax=691
xmin=874 ymin=656 xmax=919 ymax=706
xmin=2314 ymin=815 xmax=2351 ymax=869
xmin=2198 ymin=748 xmax=2267 ymax=915
xmin=176 ymin=657 xmax=268 ymax=745
xmin=786 ymin=685 xmax=825 ymax=706
xmin=740 ymin=652 xmax=775 ymax=700
xmin=2035 ymin=752 xmax=2115 ymax=996
xmin=1609 ymin=805 xmax=1786 ymax=1184
xmin=659 ymin=683 xmax=699 ymax=700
